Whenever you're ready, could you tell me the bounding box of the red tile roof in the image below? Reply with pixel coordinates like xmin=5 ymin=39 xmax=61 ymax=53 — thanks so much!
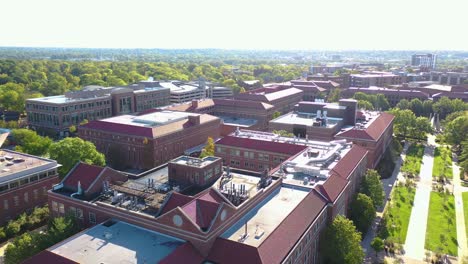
xmin=316 ymin=173 xmax=348 ymax=202
xmin=182 ymin=199 xmax=220 ymax=230
xmin=207 ymin=189 xmax=328 ymax=264
xmin=23 ymin=250 xmax=79 ymax=264
xmin=159 ymin=192 xmax=193 ymax=215
xmin=336 ymin=112 xmax=394 ymax=141
xmin=62 ymin=162 xmax=104 ymax=191
xmin=159 ymin=242 xmax=204 ymax=264
xmin=207 ymin=238 xmax=262 ymax=264
xmin=216 ymin=136 xmax=308 ymax=156
xmin=196 ymin=188 xmax=226 ymax=204
xmin=331 ymin=145 xmax=368 ymax=179
xmin=257 ymin=190 xmax=327 ymax=263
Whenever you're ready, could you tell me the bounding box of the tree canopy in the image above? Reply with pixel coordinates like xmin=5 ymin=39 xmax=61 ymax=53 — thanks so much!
xmin=199 ymin=137 xmax=215 ymax=158
xmin=320 ymin=215 xmax=365 ymax=264
xmin=361 ymin=170 xmax=385 ymax=208
xmin=49 ymin=137 xmax=105 ymax=176
xmin=349 ymin=193 xmax=376 ymax=234
xmin=388 ymin=108 xmax=432 ymax=139
xmin=11 ymin=129 xmax=52 ymax=156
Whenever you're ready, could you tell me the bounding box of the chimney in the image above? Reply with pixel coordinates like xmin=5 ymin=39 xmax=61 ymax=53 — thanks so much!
xmin=192 ymin=100 xmax=199 ymax=108
xmin=188 ymin=115 xmax=201 ymax=125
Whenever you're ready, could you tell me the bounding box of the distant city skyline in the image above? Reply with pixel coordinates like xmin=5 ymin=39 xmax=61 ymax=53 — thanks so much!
xmin=2 ymin=0 xmax=467 ymax=51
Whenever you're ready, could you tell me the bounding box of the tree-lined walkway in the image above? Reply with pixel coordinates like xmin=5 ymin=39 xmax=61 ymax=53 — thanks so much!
xmin=404 ymin=144 xmax=435 ymax=260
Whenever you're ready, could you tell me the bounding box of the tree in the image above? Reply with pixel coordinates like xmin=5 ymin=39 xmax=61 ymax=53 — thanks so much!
xmin=433 ymin=97 xmax=468 ymax=119
xmin=444 ymin=115 xmax=468 ymax=147
xmin=327 ymin=89 xmax=341 ymax=102
xmin=49 ymin=137 xmax=105 ymax=177
xmin=395 ymin=99 xmax=411 ymax=110
xmin=388 ymin=108 xmax=430 ymax=139
xmin=410 ymin=98 xmax=424 ymax=116
xmin=199 ymin=137 xmax=215 ymax=158
xmin=273 ymin=130 xmax=294 ymax=137
xmin=361 ymin=170 xmax=385 ymax=208
xmin=371 ymin=237 xmax=385 ymax=257
xmin=320 ymin=216 xmax=365 ymax=264
xmin=272 ymin=111 xmax=281 ymax=119
xmin=349 ymin=193 xmax=376 ymax=234
xmin=11 ymin=129 xmax=52 ymax=156
xmin=422 ymin=100 xmax=434 ymax=116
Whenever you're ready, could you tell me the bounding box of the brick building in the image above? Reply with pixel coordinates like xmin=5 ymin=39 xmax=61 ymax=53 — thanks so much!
xmin=78 ymin=111 xmax=220 ymax=170
xmin=341 ymin=86 xmax=430 ymax=106
xmin=168 ymin=156 xmax=223 ymax=187
xmin=234 ymin=87 xmax=303 ymax=114
xmin=0 ymin=149 xmax=60 ymax=224
xmin=335 ymin=111 xmax=394 ymax=168
xmin=40 ymin=135 xmax=368 ymax=264
xmin=269 ymin=99 xmax=358 ymax=141
xmin=27 ymin=81 xmax=170 ymax=137
xmin=350 ymin=72 xmax=403 ymax=88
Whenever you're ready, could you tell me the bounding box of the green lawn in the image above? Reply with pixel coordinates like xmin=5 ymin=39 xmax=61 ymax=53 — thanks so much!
xmin=381 ymin=185 xmax=416 ymax=244
xmin=432 ymin=147 xmax=453 ymax=179
xmin=425 ymin=192 xmax=458 ymax=256
xmin=463 ymin=192 xmax=468 ymax=245
xmin=401 ymin=144 xmax=425 ymax=177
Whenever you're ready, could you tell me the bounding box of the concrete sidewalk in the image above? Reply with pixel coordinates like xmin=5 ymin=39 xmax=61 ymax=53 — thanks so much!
xmin=452 ymin=157 xmax=467 ymax=261
xmin=404 ymin=144 xmax=434 ymax=261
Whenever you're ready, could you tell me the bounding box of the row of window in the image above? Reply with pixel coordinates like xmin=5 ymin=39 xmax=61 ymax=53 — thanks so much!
xmin=0 ymin=170 xmax=56 ymax=194
xmin=51 ymin=201 xmax=96 ymax=224
xmin=3 ymin=186 xmax=48 ymax=210
xmin=217 ymin=147 xmax=285 ymax=163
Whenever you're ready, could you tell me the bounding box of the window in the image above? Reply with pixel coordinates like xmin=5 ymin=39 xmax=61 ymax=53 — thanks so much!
xmin=0 ymin=184 xmax=8 ymax=193
xmin=33 ymin=189 xmax=39 ymax=200
xmin=89 ymin=212 xmax=96 ymax=224
xmin=9 ymin=182 xmax=18 ymax=189
xmin=39 ymin=173 xmax=47 ymax=179
xmin=77 ymin=208 xmax=83 ymax=219
xmin=42 ymin=186 xmax=47 ymax=195
xmin=4 ymin=200 xmax=8 ymax=210
xmin=59 ymin=203 xmax=65 ymax=214
xmin=69 ymin=206 xmax=77 ymax=217
xmin=52 ymin=201 xmax=58 ymax=212
xmin=13 ymin=196 xmax=19 ymax=206
xmin=30 ymin=175 xmax=38 ymax=182
xmin=20 ymin=178 xmax=29 ymax=186
xmin=24 ymin=192 xmax=29 ymax=203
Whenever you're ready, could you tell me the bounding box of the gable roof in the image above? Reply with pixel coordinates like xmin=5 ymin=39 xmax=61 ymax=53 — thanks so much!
xmin=23 ymin=250 xmax=79 ymax=264
xmin=182 ymin=199 xmax=220 ymax=230
xmin=331 ymin=145 xmax=368 ymax=179
xmin=159 ymin=192 xmax=194 ymax=216
xmin=159 ymin=242 xmax=204 ymax=264
xmin=207 ymin=238 xmax=263 ymax=264
xmin=336 ymin=112 xmax=394 ymax=141
xmin=62 ymin=162 xmax=104 ymax=191
xmin=216 ymin=136 xmax=308 ymax=156
xmin=316 ymin=173 xmax=348 ymax=202
xmin=257 ymin=189 xmax=327 ymax=263
xmin=206 ymin=189 xmax=328 ymax=264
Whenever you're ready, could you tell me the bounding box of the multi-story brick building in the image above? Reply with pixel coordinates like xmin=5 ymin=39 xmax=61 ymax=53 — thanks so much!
xmin=160 ymin=81 xmax=206 ymax=103
xmin=341 ymin=86 xmax=430 ymax=106
xmin=37 ymin=134 xmax=368 ymax=264
xmin=335 ymin=111 xmax=394 ymax=168
xmin=234 ymin=87 xmax=303 ymax=114
xmin=215 ymin=132 xmax=308 ymax=172
xmin=78 ymin=110 xmax=221 ymax=170
xmin=350 ymin=72 xmax=402 ymax=88
xmin=269 ymin=99 xmax=358 ymax=141
xmin=168 ymin=156 xmax=223 ymax=187
xmin=0 ymin=149 xmax=60 ymax=224
xmin=26 ymin=81 xmax=170 ymax=137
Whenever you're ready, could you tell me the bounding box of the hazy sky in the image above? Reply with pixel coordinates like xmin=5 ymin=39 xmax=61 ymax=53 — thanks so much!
xmin=1 ymin=0 xmax=467 ymax=50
